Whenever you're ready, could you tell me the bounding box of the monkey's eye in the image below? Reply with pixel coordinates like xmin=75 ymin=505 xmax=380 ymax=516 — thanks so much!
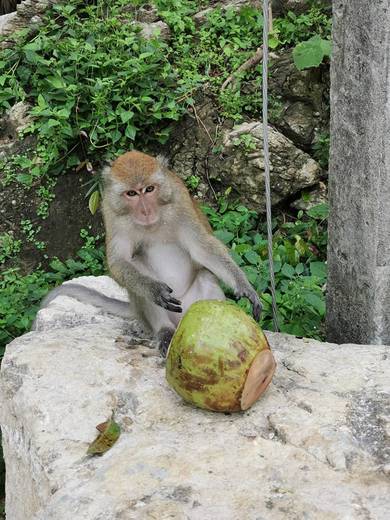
xmin=125 ymin=190 xmax=137 ymax=197
xmin=145 ymin=185 xmax=155 ymax=193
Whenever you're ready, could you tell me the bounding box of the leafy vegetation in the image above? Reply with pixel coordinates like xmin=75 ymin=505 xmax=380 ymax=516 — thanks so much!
xmin=0 ymin=1 xmax=331 ymax=192
xmin=313 ymin=132 xmax=330 ymax=169
xmin=205 ymin=201 xmax=328 ymax=339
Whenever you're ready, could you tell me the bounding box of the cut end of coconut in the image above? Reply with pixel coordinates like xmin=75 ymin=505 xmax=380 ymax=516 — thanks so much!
xmin=240 ymin=349 xmax=276 ymax=410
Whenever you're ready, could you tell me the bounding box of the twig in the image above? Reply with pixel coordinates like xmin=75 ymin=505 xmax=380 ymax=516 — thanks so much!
xmin=192 ymin=104 xmax=215 ymax=146
xmin=221 ymin=47 xmax=264 ymax=91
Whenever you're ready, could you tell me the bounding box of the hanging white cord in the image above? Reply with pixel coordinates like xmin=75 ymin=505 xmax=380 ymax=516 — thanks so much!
xmin=262 ymin=0 xmax=279 ymax=331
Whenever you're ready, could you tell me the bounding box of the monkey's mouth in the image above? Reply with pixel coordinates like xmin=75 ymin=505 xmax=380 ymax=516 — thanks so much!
xmin=134 ymin=216 xmax=160 ymax=227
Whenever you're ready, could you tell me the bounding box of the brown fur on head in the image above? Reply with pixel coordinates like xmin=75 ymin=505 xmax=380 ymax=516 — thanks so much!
xmin=103 ymin=151 xmax=175 ymax=226
xmin=111 ymin=151 xmax=160 ymax=186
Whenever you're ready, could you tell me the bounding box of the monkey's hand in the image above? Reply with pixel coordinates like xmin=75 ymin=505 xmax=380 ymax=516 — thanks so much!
xmin=149 ymin=281 xmax=182 ymax=313
xmin=236 ymin=288 xmax=262 ymax=322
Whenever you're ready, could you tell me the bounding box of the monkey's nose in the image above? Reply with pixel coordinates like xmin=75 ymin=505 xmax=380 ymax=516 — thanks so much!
xmin=139 ymin=199 xmax=150 ymax=216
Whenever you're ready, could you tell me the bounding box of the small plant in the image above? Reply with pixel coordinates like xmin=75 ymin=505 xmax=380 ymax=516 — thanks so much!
xmin=232 ymin=133 xmax=257 ymax=151
xmin=185 ymin=175 xmax=201 ymax=190
xmin=313 ymin=132 xmax=330 ymax=169
xmin=36 ymin=178 xmax=56 ymax=218
xmin=20 ymin=219 xmax=46 ymax=250
xmin=0 ymin=232 xmax=22 ymax=264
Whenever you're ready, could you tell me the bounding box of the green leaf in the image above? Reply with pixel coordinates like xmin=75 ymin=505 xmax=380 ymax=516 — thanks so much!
xmin=310 ymin=261 xmax=327 ymax=279
xmin=214 ymin=230 xmax=234 ymax=244
xmin=87 ymin=419 xmax=121 ymax=455
xmin=125 ymin=124 xmax=137 ymax=140
xmin=268 ymin=36 xmax=280 ymax=49
xmin=47 ymin=76 xmax=65 ymax=89
xmin=46 ymin=119 xmax=60 ymax=128
xmin=293 ymin=35 xmax=332 ymax=70
xmin=88 ymin=191 xmax=100 ymax=215
xmin=37 ymin=94 xmax=46 ymax=108
xmin=244 ymin=250 xmax=261 ymax=265
xmin=119 ymin=110 xmax=134 ymax=123
xmin=307 ymin=203 xmax=329 ymax=220
xmin=49 ymin=259 xmax=67 ymax=273
xmin=230 ymin=250 xmax=243 ymax=266
xmin=303 ymin=292 xmax=325 ymax=316
xmin=281 ymin=263 xmax=295 ymax=279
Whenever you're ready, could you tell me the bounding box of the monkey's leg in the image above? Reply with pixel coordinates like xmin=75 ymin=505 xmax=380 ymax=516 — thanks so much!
xmin=156 ymin=327 xmax=175 ymax=358
xmin=138 ymin=297 xmax=177 ymax=358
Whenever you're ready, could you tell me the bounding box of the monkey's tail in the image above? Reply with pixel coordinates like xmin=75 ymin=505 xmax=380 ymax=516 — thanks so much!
xmin=35 ymin=282 xmax=131 ymax=323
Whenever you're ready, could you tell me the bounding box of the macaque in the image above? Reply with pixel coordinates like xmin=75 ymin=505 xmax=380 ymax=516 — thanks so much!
xmin=0 ymin=1 xmax=22 ymax=15
xmin=36 ymin=151 xmax=262 ymax=356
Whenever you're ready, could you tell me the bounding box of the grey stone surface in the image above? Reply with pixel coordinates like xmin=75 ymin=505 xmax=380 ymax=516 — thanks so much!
xmin=169 ymin=98 xmax=322 ymax=212
xmin=208 ymin=121 xmax=322 ymax=210
xmin=1 ymin=276 xmax=389 ymax=520
xmin=0 ymin=11 xmax=17 ymax=33
xmin=326 ymin=1 xmax=390 ymax=345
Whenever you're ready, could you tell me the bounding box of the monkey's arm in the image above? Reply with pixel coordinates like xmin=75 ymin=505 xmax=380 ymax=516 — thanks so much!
xmin=108 ymin=256 xmax=182 ymax=313
xmin=180 ymin=226 xmax=262 ymax=320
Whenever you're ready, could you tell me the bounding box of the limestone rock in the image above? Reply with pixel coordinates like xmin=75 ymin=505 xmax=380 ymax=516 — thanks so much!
xmin=168 ymin=99 xmax=322 ymax=211
xmin=123 ymin=3 xmax=160 ymax=23
xmin=193 ymin=1 xmax=332 ymax=26
xmin=214 ymin=121 xmax=321 ymax=210
xmin=0 ymin=0 xmax=58 ymax=48
xmin=0 ymin=102 xmax=32 ymax=157
xmin=136 ymin=20 xmax=171 ymax=42
xmin=268 ymin=50 xmax=330 ymax=148
xmin=0 ymin=11 xmax=17 ymax=33
xmin=1 ymin=275 xmax=389 ymax=519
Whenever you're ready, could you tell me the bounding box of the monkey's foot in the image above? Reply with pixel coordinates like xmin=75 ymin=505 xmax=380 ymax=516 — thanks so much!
xmin=157 ymin=327 xmax=175 ymax=358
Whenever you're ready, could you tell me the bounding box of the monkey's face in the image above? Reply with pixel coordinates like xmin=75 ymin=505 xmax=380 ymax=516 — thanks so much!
xmin=123 ymin=183 xmax=160 ymax=226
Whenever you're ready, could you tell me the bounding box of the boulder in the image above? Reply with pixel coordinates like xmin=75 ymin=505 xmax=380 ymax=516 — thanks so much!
xmin=169 ymin=102 xmax=322 ymax=211
xmin=135 ymin=20 xmax=171 ymax=42
xmin=269 ymin=50 xmax=330 ymax=148
xmin=291 ymin=181 xmax=327 ymax=210
xmin=0 ymin=102 xmax=33 ymax=158
xmin=1 ymin=276 xmax=389 ymax=519
xmin=0 ymin=0 xmax=59 ymax=48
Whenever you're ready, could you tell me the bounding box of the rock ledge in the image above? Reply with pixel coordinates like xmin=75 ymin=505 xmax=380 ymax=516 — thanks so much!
xmin=1 ymin=276 xmax=389 ymax=519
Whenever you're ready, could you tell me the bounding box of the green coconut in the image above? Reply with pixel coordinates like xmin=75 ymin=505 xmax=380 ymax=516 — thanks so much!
xmin=166 ymin=300 xmax=276 ymax=412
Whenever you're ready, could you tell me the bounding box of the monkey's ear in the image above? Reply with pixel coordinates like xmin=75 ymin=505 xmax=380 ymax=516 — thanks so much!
xmin=156 ymin=154 xmax=169 ymax=169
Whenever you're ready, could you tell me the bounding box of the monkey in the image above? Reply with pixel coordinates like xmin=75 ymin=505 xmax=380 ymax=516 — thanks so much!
xmin=35 ymin=151 xmax=262 ymax=357
xmin=0 ymin=1 xmax=22 ymax=16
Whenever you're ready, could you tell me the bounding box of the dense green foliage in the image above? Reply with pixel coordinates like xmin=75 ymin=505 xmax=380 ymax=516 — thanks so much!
xmin=0 ymin=0 xmax=331 ymax=189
